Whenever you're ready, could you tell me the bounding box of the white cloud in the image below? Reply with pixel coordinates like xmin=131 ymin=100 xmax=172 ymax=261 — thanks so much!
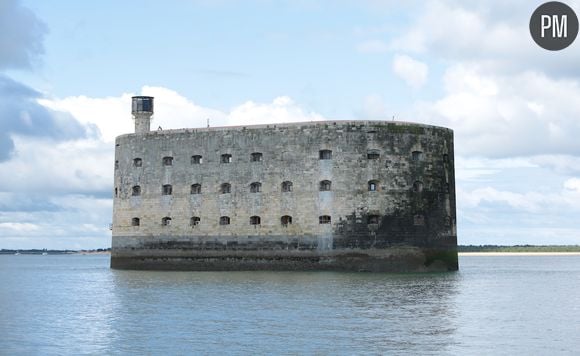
xmin=455 ymin=156 xmax=537 ymax=182
xmin=459 ymin=226 xmax=580 ymax=246
xmin=388 ymin=0 xmax=580 ymax=75
xmin=39 ymin=89 xmax=327 ymax=141
xmin=452 ymin=153 xmax=580 ymax=245
xmin=228 ymin=96 xmax=325 ymax=126
xmin=38 ymin=93 xmax=133 ymax=143
xmin=0 ymin=0 xmax=47 ymax=70
xmin=389 ymin=2 xmax=524 ymax=58
xmin=456 ymin=180 xmax=580 ymax=244
xmin=460 ymin=187 xmax=545 ymax=213
xmin=412 ymin=65 xmax=580 ymax=157
xmin=0 ymin=222 xmax=39 ymax=233
xmin=564 ymin=178 xmax=580 ymax=192
xmin=38 ymin=86 xmax=227 ymax=142
xmin=392 ymin=54 xmax=428 ymax=89
xmin=0 ymin=135 xmax=112 ymax=194
xmin=0 ymin=193 xmax=113 ymax=249
xmin=142 ymin=86 xmax=227 ymax=130
xmin=388 ymin=29 xmax=425 ymax=53
xmin=530 ymin=155 xmax=580 ymax=175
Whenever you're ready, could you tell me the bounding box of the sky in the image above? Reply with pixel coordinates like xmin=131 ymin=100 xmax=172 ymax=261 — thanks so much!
xmin=1 ymin=0 xmax=580 ymax=249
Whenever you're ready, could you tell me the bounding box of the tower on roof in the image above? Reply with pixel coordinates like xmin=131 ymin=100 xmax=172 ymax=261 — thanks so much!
xmin=132 ymin=96 xmax=154 ymax=134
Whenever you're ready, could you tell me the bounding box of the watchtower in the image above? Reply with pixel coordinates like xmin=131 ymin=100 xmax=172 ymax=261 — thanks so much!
xmin=132 ymin=96 xmax=154 ymax=134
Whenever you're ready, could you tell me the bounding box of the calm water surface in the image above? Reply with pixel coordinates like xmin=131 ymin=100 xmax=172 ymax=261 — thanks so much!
xmin=1 ymin=255 xmax=579 ymax=355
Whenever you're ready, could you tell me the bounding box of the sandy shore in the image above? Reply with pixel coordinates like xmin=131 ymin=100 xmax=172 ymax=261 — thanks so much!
xmin=459 ymin=252 xmax=580 ymax=256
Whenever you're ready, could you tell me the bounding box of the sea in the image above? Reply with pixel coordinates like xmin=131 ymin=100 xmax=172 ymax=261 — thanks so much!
xmin=0 ymin=254 xmax=578 ymax=355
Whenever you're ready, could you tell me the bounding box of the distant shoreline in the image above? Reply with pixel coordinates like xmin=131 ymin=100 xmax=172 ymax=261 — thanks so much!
xmin=3 ymin=247 xmax=580 ymax=256
xmin=0 ymin=249 xmax=111 ymax=256
xmin=4 ymin=251 xmax=580 ymax=257
xmin=459 ymin=252 xmax=580 ymax=256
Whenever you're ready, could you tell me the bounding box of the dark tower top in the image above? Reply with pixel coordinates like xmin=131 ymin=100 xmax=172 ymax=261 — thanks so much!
xmin=132 ymin=96 xmax=154 ymax=114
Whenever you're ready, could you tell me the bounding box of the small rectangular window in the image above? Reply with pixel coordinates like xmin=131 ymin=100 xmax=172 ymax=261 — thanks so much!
xmin=251 ymin=152 xmax=263 ymax=162
xmin=250 ymin=182 xmax=262 ymax=193
xmin=282 ymin=181 xmax=293 ymax=192
xmin=220 ymin=183 xmax=231 ymax=194
xmin=367 ymin=150 xmax=380 ymax=160
xmin=190 ymin=217 xmax=201 ymax=226
xmin=191 ymin=184 xmax=201 ymax=194
xmin=412 ymin=151 xmax=423 ymax=161
xmin=281 ymin=215 xmax=292 ymax=226
xmin=163 ymin=156 xmax=173 ymax=166
xmin=191 ymin=155 xmax=203 ymax=164
xmin=319 ymin=150 xmax=332 ymax=160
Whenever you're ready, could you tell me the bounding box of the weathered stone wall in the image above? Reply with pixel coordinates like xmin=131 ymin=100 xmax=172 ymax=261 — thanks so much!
xmin=111 ymin=120 xmax=457 ymax=272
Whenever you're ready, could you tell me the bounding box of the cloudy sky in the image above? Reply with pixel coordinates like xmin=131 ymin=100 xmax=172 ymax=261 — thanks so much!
xmin=1 ymin=0 xmax=580 ymax=249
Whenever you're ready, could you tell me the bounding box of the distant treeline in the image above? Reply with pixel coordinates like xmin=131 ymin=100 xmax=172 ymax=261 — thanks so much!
xmin=0 ymin=248 xmax=111 ymax=255
xmin=458 ymin=245 xmax=580 ymax=252
xmin=2 ymin=246 xmax=579 ymax=254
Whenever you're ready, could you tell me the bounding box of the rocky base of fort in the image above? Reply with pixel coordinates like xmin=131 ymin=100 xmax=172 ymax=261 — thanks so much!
xmin=110 ymin=246 xmax=458 ymax=272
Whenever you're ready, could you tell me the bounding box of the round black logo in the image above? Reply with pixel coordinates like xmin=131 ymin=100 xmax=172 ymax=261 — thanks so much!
xmin=530 ymin=1 xmax=578 ymax=50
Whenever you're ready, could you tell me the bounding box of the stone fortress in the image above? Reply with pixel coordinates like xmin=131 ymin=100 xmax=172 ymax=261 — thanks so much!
xmin=111 ymin=96 xmax=458 ymax=272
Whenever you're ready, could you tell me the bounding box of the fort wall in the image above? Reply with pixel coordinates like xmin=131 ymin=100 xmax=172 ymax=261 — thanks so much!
xmin=111 ymin=120 xmax=457 ymax=272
